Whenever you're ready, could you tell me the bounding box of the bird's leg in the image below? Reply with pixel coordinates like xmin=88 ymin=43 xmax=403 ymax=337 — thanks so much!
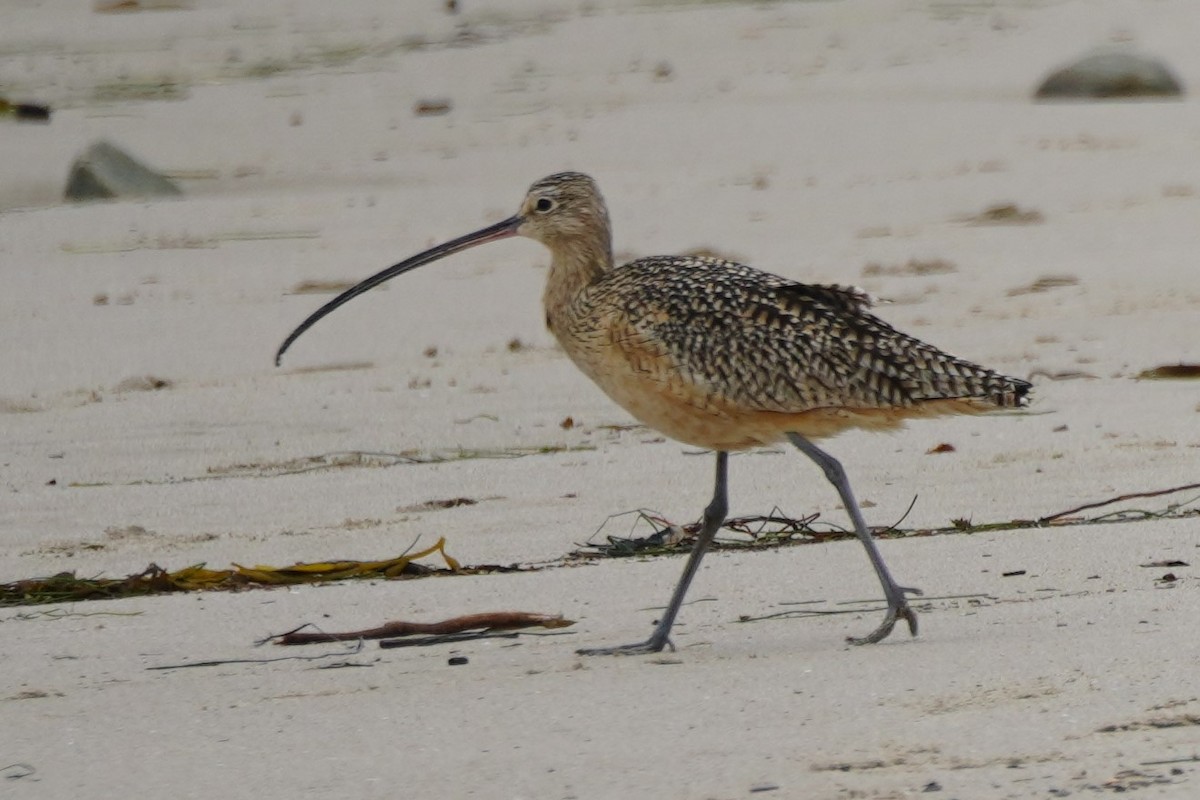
xmin=577 ymin=451 xmax=729 ymax=656
xmin=786 ymin=433 xmax=922 ymax=645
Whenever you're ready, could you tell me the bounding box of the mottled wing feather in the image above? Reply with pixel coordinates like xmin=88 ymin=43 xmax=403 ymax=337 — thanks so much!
xmin=592 ymin=256 xmax=1027 ymax=415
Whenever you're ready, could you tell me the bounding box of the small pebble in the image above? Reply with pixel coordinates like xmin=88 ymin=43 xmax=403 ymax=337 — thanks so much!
xmin=448 ymin=656 xmax=469 ymax=666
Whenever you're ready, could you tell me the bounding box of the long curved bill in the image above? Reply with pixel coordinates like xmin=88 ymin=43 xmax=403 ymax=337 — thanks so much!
xmin=275 ymin=214 xmax=523 ymax=366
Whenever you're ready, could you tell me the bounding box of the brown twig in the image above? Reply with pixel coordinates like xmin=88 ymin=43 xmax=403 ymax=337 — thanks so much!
xmin=874 ymin=495 xmax=919 ymax=536
xmin=1038 ymin=482 xmax=1200 ymax=525
xmin=272 ymin=611 xmax=573 ymax=645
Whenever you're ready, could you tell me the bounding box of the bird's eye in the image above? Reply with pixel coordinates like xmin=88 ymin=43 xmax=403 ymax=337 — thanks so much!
xmin=534 ymin=197 xmax=555 ymax=213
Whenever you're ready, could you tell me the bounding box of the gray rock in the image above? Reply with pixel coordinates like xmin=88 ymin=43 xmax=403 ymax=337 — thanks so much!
xmin=1035 ymin=51 xmax=1183 ymax=100
xmin=65 ymin=140 xmax=182 ymax=201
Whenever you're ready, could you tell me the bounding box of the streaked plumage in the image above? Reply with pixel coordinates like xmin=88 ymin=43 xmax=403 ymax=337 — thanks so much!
xmin=556 ymin=253 xmax=1026 ymax=449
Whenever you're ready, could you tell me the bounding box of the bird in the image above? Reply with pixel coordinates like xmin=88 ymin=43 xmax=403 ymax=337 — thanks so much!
xmin=276 ymin=172 xmax=1030 ymax=655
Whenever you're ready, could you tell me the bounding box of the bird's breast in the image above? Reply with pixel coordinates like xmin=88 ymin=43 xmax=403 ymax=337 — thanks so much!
xmin=547 ymin=302 xmax=787 ymax=450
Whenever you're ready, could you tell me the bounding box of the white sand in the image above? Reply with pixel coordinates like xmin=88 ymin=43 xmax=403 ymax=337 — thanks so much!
xmin=3 ymin=1 xmax=1199 ymax=797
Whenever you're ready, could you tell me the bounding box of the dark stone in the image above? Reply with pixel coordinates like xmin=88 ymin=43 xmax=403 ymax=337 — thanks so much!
xmin=1035 ymin=51 xmax=1183 ymax=100
xmin=65 ymin=140 xmax=182 ymax=201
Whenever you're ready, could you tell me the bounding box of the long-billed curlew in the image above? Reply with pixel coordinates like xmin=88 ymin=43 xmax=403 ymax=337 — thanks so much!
xmin=276 ymin=172 xmax=1030 ymax=655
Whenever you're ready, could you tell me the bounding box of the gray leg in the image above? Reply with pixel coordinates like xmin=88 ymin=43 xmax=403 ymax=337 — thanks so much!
xmin=578 ymin=451 xmax=730 ymax=656
xmin=787 ymin=432 xmax=921 ymax=645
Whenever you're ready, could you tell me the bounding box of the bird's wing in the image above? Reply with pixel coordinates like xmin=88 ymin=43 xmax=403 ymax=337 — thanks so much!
xmin=785 ymin=282 xmax=876 ymax=314
xmin=601 ymin=258 xmax=1019 ymax=414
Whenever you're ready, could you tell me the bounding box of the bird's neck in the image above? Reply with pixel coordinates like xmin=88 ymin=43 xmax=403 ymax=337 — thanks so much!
xmin=542 ymin=234 xmax=612 ymax=332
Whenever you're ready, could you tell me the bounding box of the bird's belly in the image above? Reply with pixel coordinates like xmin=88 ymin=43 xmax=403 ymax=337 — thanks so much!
xmin=562 ymin=345 xmax=787 ymax=451
xmin=587 ymin=366 xmax=927 ymax=450
xmin=603 ymin=380 xmax=775 ymax=450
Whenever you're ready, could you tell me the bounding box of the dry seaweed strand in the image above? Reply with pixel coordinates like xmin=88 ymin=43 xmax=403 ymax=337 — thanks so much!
xmin=1 ymin=537 xmax=461 ymax=607
xmin=3 ymin=483 xmax=1199 ymax=609
xmin=1037 ymin=481 xmax=1200 ymax=525
xmin=149 ymin=642 xmax=368 ymax=671
xmin=575 ymin=498 xmax=916 ymax=559
xmin=576 ymin=507 xmax=831 ymax=559
xmin=736 ymin=592 xmax=993 ymax=626
xmin=574 ymin=482 xmax=1200 ymax=558
xmin=271 ymin=611 xmax=573 ymax=645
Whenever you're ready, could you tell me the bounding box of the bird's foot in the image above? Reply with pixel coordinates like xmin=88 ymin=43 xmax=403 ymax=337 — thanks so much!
xmin=576 ymin=635 xmax=675 ymax=657
xmin=846 ymin=585 xmax=923 ymax=646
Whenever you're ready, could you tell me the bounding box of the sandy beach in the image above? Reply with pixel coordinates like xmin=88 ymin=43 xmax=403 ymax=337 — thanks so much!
xmin=3 ymin=1 xmax=1199 ymax=797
